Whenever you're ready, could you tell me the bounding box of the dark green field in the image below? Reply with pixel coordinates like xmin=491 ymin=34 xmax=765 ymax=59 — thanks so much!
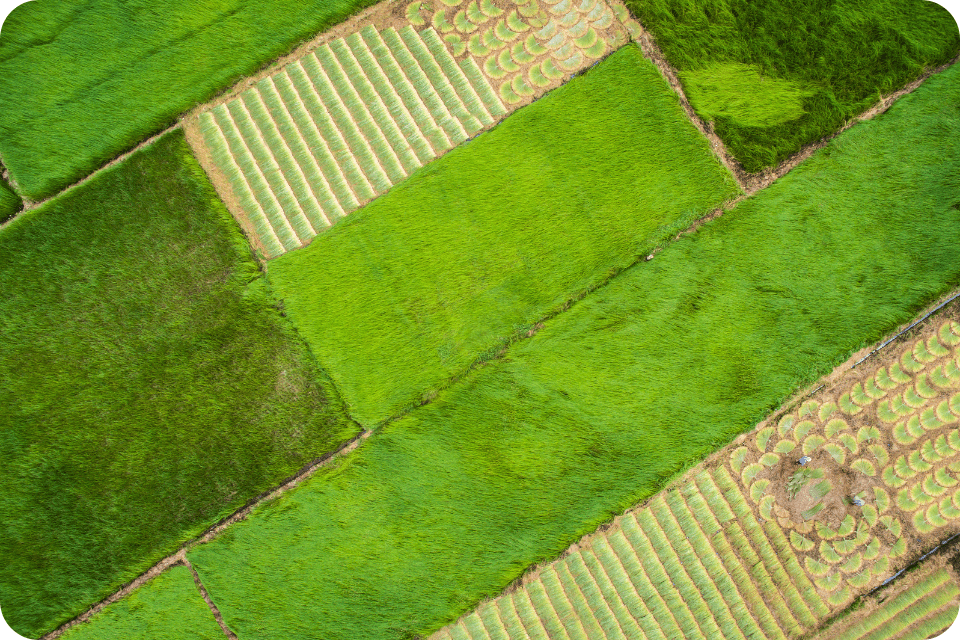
xmin=0 ymin=0 xmax=377 ymax=201
xmin=0 ymin=177 xmax=20 ymax=222
xmin=267 ymin=46 xmax=739 ymax=427
xmin=0 ymin=131 xmax=358 ymax=637
xmin=187 ymin=56 xmax=960 ymax=640
xmin=628 ymin=0 xmax=960 ymax=171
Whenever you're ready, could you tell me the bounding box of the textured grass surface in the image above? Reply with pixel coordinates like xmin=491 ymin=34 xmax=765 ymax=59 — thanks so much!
xmin=0 ymin=131 xmax=358 ymax=637
xmin=0 ymin=0 xmax=377 ymax=200
xmin=628 ymin=0 xmax=960 ymax=171
xmin=188 ymin=58 xmax=960 ymax=640
xmin=0 ymin=178 xmax=20 ymax=222
xmin=59 ymin=566 xmax=223 ymax=640
xmin=267 ymin=45 xmax=740 ymax=426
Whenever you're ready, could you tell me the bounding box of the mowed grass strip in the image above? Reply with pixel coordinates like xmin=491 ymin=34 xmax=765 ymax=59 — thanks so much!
xmin=0 ymin=0 xmax=378 ymax=201
xmin=58 ymin=565 xmax=224 ymax=640
xmin=0 ymin=131 xmax=359 ymax=638
xmin=628 ymin=0 xmax=960 ymax=172
xmin=188 ymin=57 xmax=960 ymax=640
xmin=268 ymin=45 xmax=740 ymax=427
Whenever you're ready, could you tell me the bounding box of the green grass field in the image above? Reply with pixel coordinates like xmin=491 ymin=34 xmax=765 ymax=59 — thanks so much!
xmin=628 ymin=0 xmax=960 ymax=171
xmin=0 ymin=0 xmax=378 ymax=201
xmin=187 ymin=55 xmax=960 ymax=640
xmin=0 ymin=131 xmax=358 ymax=637
xmin=267 ymin=45 xmax=740 ymax=427
xmin=0 ymin=177 xmax=20 ymax=222
xmin=59 ymin=566 xmax=223 ymax=640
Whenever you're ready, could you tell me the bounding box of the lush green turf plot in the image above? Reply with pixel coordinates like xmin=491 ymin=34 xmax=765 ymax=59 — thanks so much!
xmin=0 ymin=0 xmax=378 ymax=201
xmin=0 ymin=131 xmax=358 ymax=637
xmin=628 ymin=0 xmax=960 ymax=171
xmin=188 ymin=58 xmax=960 ymax=640
xmin=0 ymin=177 xmax=20 ymax=222
xmin=59 ymin=566 xmax=223 ymax=640
xmin=267 ymin=45 xmax=740 ymax=427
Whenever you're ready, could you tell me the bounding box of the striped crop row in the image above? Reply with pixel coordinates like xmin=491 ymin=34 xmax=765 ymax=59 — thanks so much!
xmin=199 ymin=25 xmax=504 ymax=258
xmin=811 ymin=566 xmax=959 ymax=640
xmin=434 ymin=466 xmax=827 ymax=640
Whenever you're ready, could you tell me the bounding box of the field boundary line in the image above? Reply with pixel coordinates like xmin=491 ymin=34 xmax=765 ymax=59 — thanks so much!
xmin=37 ymin=429 xmax=371 ymax=640
xmin=184 ymin=557 xmax=238 ymax=640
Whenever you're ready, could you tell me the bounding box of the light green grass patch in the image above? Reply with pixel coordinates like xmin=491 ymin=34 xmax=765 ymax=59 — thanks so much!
xmin=268 ymin=45 xmax=739 ymax=426
xmin=59 ymin=566 xmax=223 ymax=640
xmin=679 ymin=63 xmax=813 ymax=127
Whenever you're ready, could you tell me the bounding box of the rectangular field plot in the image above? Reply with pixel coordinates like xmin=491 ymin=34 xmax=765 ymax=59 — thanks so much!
xmin=59 ymin=566 xmax=223 ymax=640
xmin=267 ymin=45 xmax=739 ymax=426
xmin=187 ymin=60 xmax=960 ymax=640
xmin=627 ymin=0 xmax=960 ymax=172
xmin=0 ymin=131 xmax=358 ymax=638
xmin=198 ymin=24 xmax=505 ymax=258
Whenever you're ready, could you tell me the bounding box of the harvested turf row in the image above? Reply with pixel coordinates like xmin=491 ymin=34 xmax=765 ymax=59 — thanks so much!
xmin=184 ymin=59 xmax=960 ymax=640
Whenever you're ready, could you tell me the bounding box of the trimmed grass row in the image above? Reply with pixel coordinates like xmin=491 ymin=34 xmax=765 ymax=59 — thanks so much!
xmin=0 ymin=131 xmax=359 ymax=638
xmin=627 ymin=0 xmax=960 ymax=171
xmin=267 ymin=45 xmax=740 ymax=427
xmin=188 ymin=56 xmax=960 ymax=640
xmin=0 ymin=0 xmax=378 ymax=200
xmin=60 ymin=566 xmax=223 ymax=640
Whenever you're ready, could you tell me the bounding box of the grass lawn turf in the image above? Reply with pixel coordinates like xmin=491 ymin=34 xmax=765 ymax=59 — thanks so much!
xmin=186 ymin=52 xmax=960 ymax=640
xmin=0 ymin=0 xmax=378 ymax=201
xmin=266 ymin=45 xmax=741 ymax=427
xmin=59 ymin=566 xmax=224 ymax=640
xmin=627 ymin=0 xmax=960 ymax=171
xmin=0 ymin=130 xmax=358 ymax=637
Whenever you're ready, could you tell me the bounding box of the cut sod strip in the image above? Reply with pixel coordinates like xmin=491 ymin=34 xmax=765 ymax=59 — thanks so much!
xmin=200 ymin=25 xmax=502 ymax=258
xmin=268 ymin=46 xmax=740 ymax=427
xmin=810 ymin=566 xmax=959 ymax=640
xmin=58 ymin=566 xmax=224 ymax=640
xmin=185 ymin=60 xmax=960 ymax=640
xmin=628 ymin=0 xmax=959 ymax=172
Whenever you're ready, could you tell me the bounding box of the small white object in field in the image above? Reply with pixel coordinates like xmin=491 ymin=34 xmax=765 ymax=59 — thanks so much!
xmin=798 ymin=455 xmax=811 ymax=465
xmin=645 ymin=254 xmax=654 ymax=261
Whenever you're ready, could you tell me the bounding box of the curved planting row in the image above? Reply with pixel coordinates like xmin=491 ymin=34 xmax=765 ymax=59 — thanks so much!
xmin=407 ymin=0 xmax=628 ymax=104
xmin=731 ymin=320 xmax=960 ymax=607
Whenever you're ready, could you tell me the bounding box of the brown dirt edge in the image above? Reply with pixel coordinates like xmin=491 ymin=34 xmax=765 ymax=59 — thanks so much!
xmin=430 ymin=284 xmax=960 ymax=638
xmin=625 ymin=10 xmax=960 ymax=196
xmin=184 ymin=558 xmax=237 ymax=640
xmin=37 ymin=429 xmax=372 ymax=640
